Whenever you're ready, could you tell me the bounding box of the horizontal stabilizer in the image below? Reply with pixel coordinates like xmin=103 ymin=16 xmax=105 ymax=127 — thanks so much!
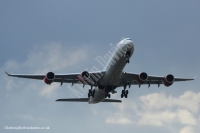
xmin=56 ymin=98 xmax=89 ymax=102
xmin=56 ymin=98 xmax=122 ymax=103
xmin=102 ymin=99 xmax=122 ymax=103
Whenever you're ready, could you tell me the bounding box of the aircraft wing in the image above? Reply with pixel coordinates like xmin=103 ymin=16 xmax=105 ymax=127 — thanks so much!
xmin=119 ymin=72 xmax=195 ymax=87
xmin=5 ymin=71 xmax=104 ymax=86
xmin=56 ymin=98 xmax=122 ymax=103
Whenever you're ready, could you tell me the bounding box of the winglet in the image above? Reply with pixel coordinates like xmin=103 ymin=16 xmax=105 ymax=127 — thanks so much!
xmin=5 ymin=71 xmax=10 ymax=76
xmin=194 ymin=76 xmax=197 ymax=79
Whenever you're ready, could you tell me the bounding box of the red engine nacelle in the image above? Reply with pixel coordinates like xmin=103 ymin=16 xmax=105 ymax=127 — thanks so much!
xmin=44 ymin=72 xmax=55 ymax=84
xmin=163 ymin=74 xmax=174 ymax=87
xmin=137 ymin=72 xmax=148 ymax=84
xmin=78 ymin=71 xmax=90 ymax=83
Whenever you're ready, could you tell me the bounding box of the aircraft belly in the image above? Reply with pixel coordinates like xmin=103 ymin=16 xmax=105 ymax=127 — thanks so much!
xmin=100 ymin=57 xmax=126 ymax=86
xmin=99 ymin=44 xmax=134 ymax=86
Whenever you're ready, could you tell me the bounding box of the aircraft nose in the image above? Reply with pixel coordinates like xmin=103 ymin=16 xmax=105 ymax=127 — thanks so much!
xmin=123 ymin=40 xmax=134 ymax=53
xmin=124 ymin=39 xmax=134 ymax=48
xmin=118 ymin=38 xmax=134 ymax=49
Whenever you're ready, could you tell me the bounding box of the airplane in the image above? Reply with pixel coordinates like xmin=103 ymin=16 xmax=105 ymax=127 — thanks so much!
xmin=5 ymin=38 xmax=195 ymax=104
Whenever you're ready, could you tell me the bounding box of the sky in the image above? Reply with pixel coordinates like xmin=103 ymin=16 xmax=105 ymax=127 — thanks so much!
xmin=0 ymin=0 xmax=200 ymax=133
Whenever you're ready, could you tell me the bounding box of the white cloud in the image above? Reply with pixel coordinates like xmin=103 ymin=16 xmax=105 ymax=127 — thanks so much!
xmin=138 ymin=91 xmax=200 ymax=128
xmin=4 ymin=59 xmax=19 ymax=71
xmin=177 ymin=109 xmax=196 ymax=125
xmin=180 ymin=126 xmax=194 ymax=133
xmin=104 ymin=100 xmax=137 ymax=125
xmin=140 ymin=91 xmax=200 ymax=113
xmin=39 ymin=83 xmax=60 ymax=98
xmin=23 ymin=43 xmax=88 ymax=73
xmin=106 ymin=113 xmax=133 ymax=124
xmin=137 ymin=109 xmax=197 ymax=127
xmin=105 ymin=91 xmax=200 ymax=132
xmin=5 ymin=79 xmax=17 ymax=90
xmin=106 ymin=117 xmax=132 ymax=124
xmin=16 ymin=114 xmax=45 ymax=121
xmin=3 ymin=43 xmax=89 ymax=97
xmin=138 ymin=110 xmax=176 ymax=126
xmin=16 ymin=114 xmax=34 ymax=121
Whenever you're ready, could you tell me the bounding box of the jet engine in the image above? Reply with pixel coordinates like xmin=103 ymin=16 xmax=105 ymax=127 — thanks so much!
xmin=78 ymin=71 xmax=90 ymax=82
xmin=163 ymin=74 xmax=174 ymax=87
xmin=137 ymin=72 xmax=148 ymax=84
xmin=44 ymin=72 xmax=55 ymax=84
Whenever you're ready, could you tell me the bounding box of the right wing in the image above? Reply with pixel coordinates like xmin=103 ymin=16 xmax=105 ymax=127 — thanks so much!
xmin=121 ymin=72 xmax=195 ymax=82
xmin=118 ymin=72 xmax=195 ymax=87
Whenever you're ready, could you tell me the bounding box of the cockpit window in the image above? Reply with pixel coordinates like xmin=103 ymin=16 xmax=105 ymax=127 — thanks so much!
xmin=126 ymin=38 xmax=132 ymax=40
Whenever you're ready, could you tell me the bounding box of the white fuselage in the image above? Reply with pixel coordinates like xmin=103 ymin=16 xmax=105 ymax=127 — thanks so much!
xmin=89 ymin=38 xmax=134 ymax=104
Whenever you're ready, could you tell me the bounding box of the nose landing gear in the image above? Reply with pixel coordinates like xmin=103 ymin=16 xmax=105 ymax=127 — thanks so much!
xmin=125 ymin=58 xmax=130 ymax=63
xmin=125 ymin=51 xmax=131 ymax=63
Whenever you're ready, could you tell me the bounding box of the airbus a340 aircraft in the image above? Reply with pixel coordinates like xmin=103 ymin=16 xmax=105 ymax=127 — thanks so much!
xmin=6 ymin=38 xmax=195 ymax=104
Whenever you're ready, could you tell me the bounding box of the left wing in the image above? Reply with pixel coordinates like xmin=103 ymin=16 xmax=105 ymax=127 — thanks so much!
xmin=5 ymin=71 xmax=81 ymax=80
xmin=5 ymin=71 xmax=104 ymax=86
